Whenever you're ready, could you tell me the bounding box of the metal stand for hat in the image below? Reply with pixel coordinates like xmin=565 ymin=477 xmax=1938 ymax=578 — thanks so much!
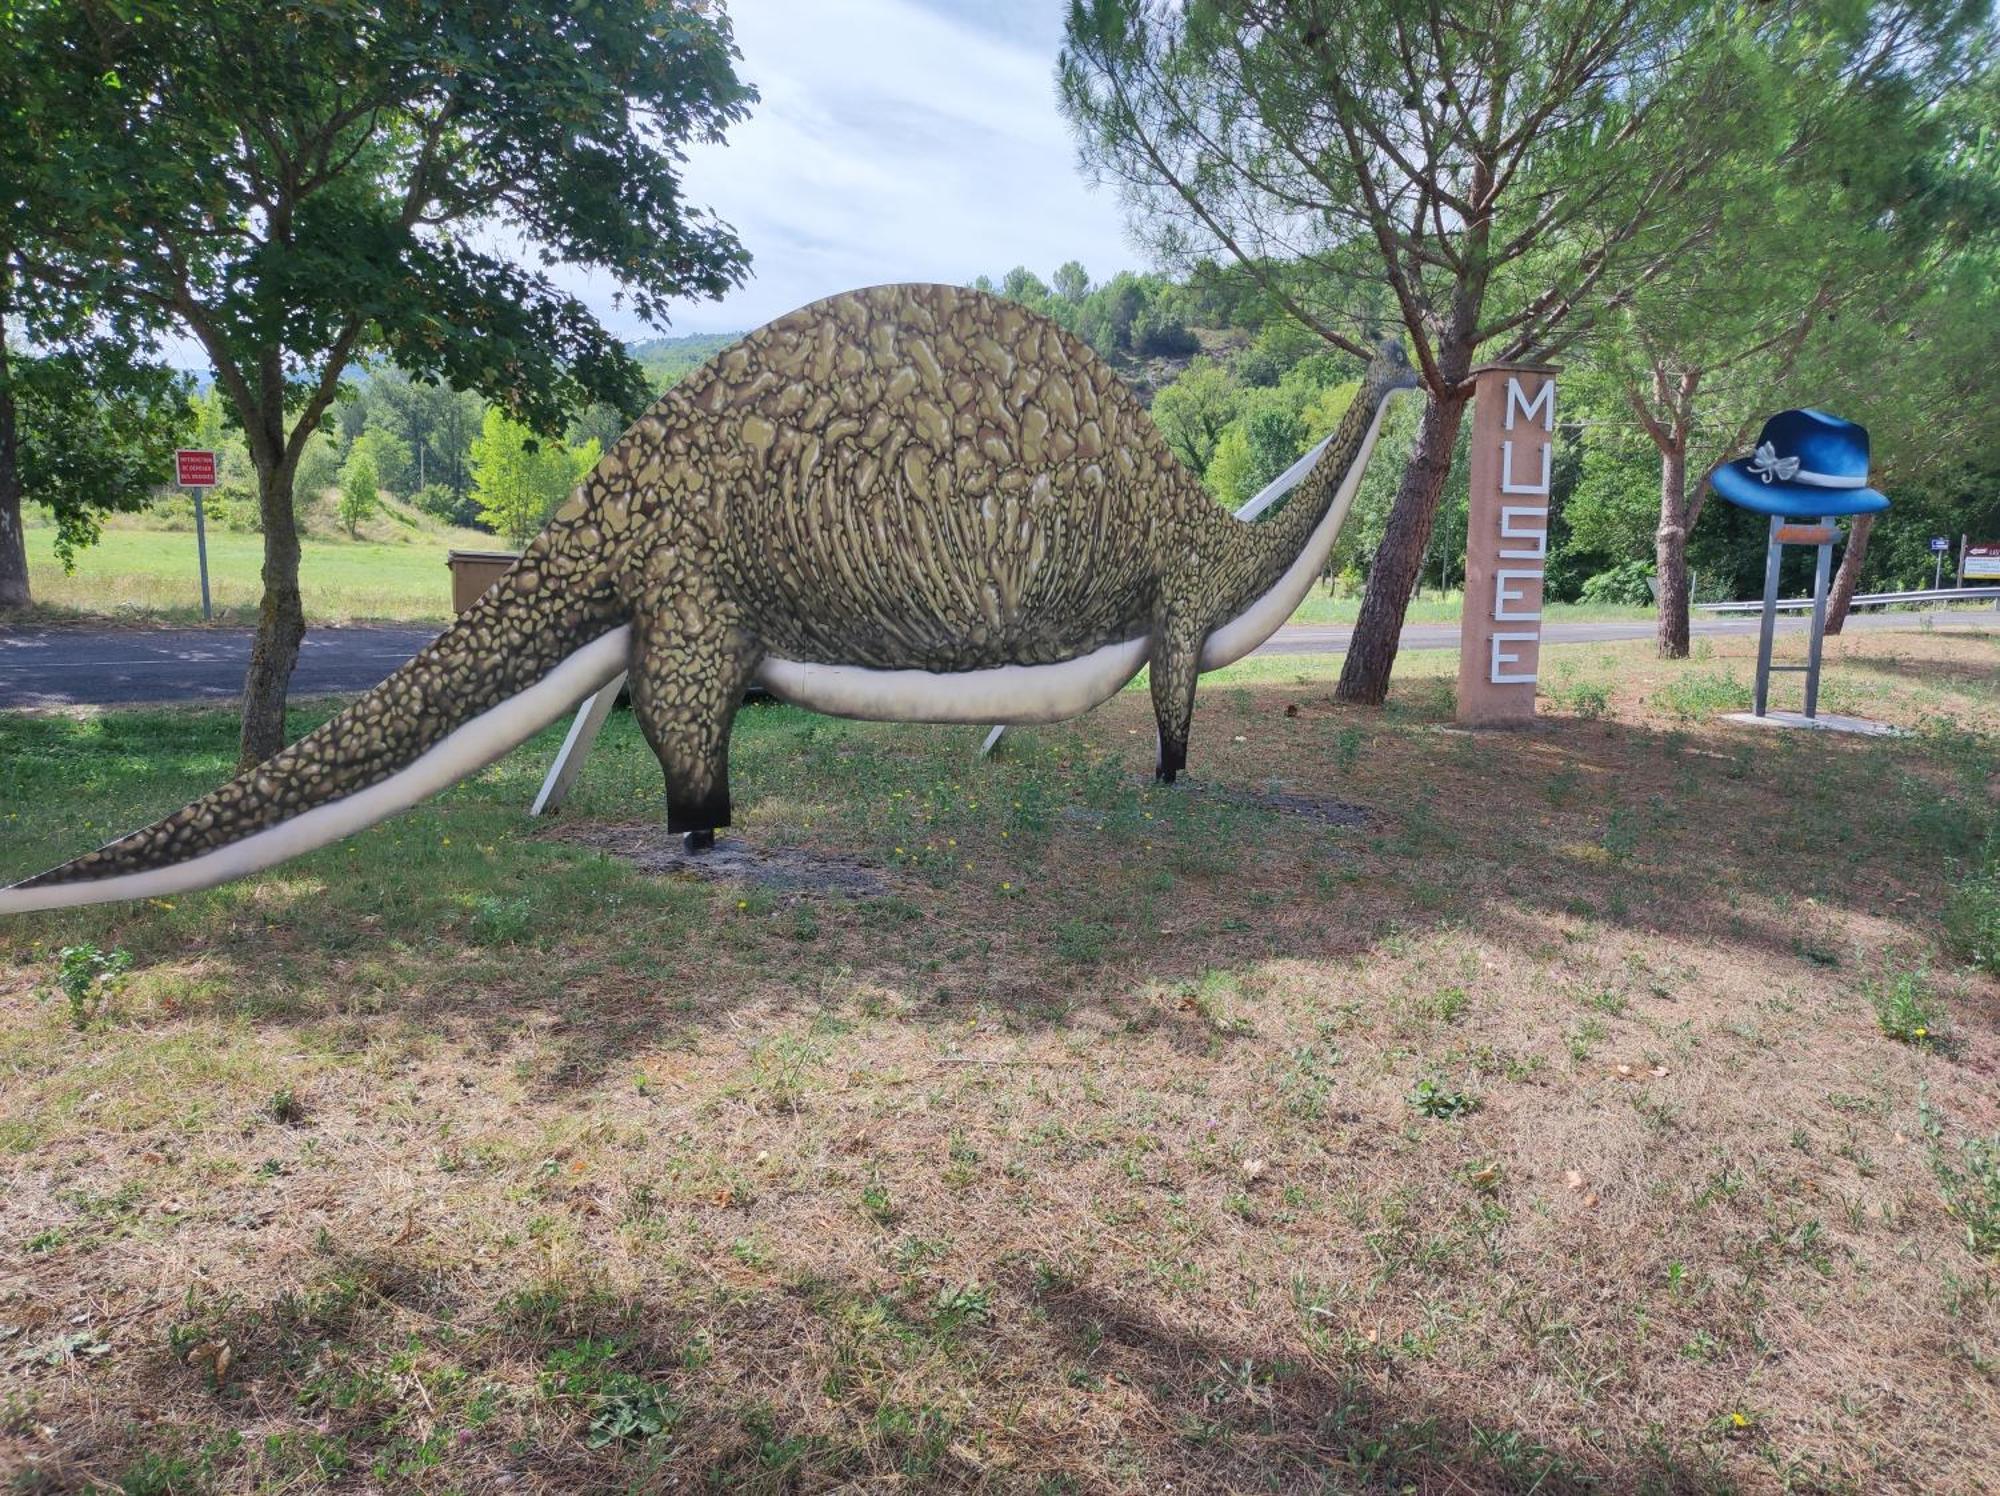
xmin=1752 ymin=515 xmax=1836 ymax=719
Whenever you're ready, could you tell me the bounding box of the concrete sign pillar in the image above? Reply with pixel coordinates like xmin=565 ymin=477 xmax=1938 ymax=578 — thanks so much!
xmin=1457 ymin=362 xmax=1558 ymax=726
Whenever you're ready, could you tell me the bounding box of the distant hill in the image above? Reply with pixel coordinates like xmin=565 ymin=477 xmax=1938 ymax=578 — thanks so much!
xmin=630 ymin=332 xmax=742 ymax=392
xmin=185 ymin=338 xmax=742 ymax=400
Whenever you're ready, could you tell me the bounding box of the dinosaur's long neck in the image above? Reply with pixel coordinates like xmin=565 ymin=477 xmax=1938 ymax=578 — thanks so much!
xmin=1198 ymin=372 xmax=1407 ymax=671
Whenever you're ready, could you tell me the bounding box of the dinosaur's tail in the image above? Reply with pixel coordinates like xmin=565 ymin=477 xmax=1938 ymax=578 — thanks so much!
xmin=0 ymin=511 xmax=634 ymax=915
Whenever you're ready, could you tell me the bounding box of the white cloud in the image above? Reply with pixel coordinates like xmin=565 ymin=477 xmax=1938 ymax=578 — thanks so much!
xmin=570 ymin=0 xmax=1139 ymax=338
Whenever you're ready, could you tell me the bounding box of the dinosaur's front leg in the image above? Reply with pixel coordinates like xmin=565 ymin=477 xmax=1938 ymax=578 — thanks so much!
xmin=626 ymin=559 xmax=761 ymax=852
xmin=1149 ymin=613 xmax=1203 ymax=784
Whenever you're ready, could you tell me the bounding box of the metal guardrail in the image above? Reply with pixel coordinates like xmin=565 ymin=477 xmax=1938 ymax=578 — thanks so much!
xmin=1696 ymin=585 xmax=2000 ymax=615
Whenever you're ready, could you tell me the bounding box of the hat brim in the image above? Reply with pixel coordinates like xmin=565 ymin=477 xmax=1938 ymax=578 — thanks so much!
xmin=1710 ymin=459 xmax=1888 ymax=518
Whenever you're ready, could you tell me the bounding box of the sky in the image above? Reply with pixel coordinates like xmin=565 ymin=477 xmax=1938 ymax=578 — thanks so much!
xmin=153 ymin=1 xmax=1141 ymax=370
xmin=563 ymin=0 xmax=1141 ymax=341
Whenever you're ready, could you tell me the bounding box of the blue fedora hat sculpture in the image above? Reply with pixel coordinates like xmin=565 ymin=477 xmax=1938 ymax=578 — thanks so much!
xmin=1710 ymin=409 xmax=1889 ymax=518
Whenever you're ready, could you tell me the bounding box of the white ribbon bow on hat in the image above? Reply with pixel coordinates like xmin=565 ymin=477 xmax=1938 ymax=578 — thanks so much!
xmin=1747 ymin=442 xmax=1800 ymax=484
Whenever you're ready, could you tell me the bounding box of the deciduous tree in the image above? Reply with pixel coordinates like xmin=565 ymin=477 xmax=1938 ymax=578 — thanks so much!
xmin=1581 ymin=0 xmax=1989 ymax=655
xmin=0 ymin=261 xmax=191 ymax=604
xmin=470 ymin=406 xmax=601 ymax=547
xmin=1061 ymin=0 xmax=1764 ymax=702
xmin=8 ymin=0 xmax=754 ymax=766
xmin=337 ymin=448 xmax=377 ymax=538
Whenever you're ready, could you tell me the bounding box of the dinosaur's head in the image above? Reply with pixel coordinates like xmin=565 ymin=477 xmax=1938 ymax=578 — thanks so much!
xmin=1366 ymin=336 xmax=1422 ymax=399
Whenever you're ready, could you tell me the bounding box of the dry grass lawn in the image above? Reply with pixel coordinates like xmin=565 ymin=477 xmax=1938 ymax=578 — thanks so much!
xmin=0 ymin=624 xmax=1996 ymax=1493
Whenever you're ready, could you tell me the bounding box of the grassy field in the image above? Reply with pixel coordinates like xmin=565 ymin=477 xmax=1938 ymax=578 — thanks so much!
xmin=18 ymin=508 xmax=493 ymax=627
xmin=1 ymin=627 xmax=1996 ymax=1492
xmin=15 ymin=510 xmax=1659 ymax=632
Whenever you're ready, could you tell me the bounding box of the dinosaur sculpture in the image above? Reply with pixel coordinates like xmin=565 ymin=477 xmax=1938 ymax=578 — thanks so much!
xmin=0 ymin=284 xmax=1416 ymax=914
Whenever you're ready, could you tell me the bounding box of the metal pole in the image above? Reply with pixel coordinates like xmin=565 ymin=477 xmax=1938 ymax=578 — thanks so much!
xmin=1754 ymin=515 xmax=1783 ymax=717
xmin=191 ymin=485 xmax=213 ymax=622
xmin=1934 ymin=551 xmax=1944 ymax=591
xmin=1804 ymin=520 xmax=1833 ymax=719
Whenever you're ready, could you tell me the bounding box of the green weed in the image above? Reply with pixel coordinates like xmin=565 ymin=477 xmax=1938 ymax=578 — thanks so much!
xmin=539 ymin=1338 xmax=678 ymax=1448
xmin=43 ymin=942 xmax=132 ymax=1029
xmin=1870 ymin=968 xmax=1948 ymax=1049
xmin=1652 ymin=670 xmax=1744 ymax=723
xmin=1410 ymin=1079 xmax=1477 ymax=1120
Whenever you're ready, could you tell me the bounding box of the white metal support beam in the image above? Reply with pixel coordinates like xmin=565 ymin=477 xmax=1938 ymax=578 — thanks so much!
xmin=530 ymin=671 xmax=628 ymax=816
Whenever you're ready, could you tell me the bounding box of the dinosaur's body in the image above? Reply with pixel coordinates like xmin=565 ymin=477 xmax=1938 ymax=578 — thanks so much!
xmin=1 ymin=284 xmax=1415 ymax=913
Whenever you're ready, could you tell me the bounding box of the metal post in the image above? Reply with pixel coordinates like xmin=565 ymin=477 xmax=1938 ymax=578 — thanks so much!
xmin=191 ymin=486 xmax=213 ymax=622
xmin=1803 ymin=520 xmax=1834 ymax=719
xmin=1753 ymin=515 xmax=1783 ymax=717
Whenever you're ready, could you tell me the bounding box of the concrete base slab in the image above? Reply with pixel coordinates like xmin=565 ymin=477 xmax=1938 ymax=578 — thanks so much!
xmin=1722 ymin=710 xmax=1903 ymax=737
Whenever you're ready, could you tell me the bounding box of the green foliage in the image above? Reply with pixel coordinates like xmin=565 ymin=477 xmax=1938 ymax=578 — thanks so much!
xmin=291 ymin=430 xmax=342 ymax=510
xmin=347 ymin=429 xmax=412 ymax=499
xmin=1410 ymin=1078 xmax=1476 ymax=1120
xmin=1870 ymin=969 xmax=1949 ymax=1050
xmin=4 ymin=321 xmax=193 ymax=576
xmin=43 ymin=943 xmax=131 ymax=1030
xmin=539 ymin=1338 xmax=678 ymax=1448
xmin=1149 ymin=359 xmax=1242 ymax=475
xmin=630 ymin=332 xmax=743 ymax=394
xmin=8 ymin=0 xmax=755 ymax=735
xmin=410 ymin=483 xmax=470 ymax=526
xmin=1132 ymin=303 xmax=1198 ymax=357
xmin=1651 ymin=671 xmax=1745 ymax=723
xmin=1236 ymin=319 xmax=1326 ymax=388
xmin=337 ymin=449 xmax=378 ymax=538
xmin=470 ymin=407 xmax=600 ymax=547
xmin=13 ymin=2 xmax=755 ymax=438
xmin=1579 ymin=560 xmax=1657 ymax=608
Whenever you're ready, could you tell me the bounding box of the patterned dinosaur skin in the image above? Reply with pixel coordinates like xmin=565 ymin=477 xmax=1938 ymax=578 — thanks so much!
xmin=1 ymin=284 xmax=1415 ymax=912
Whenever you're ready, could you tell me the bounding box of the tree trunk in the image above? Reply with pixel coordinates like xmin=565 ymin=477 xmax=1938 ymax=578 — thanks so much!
xmin=1654 ymin=440 xmax=1691 ymax=658
xmin=1824 ymin=512 xmax=1874 ymax=636
xmin=1335 ymin=387 xmax=1470 ymax=704
xmin=0 ymin=261 xmax=27 ymax=610
xmin=0 ymin=328 xmax=27 ymax=611
xmin=238 ymin=453 xmax=306 ymax=769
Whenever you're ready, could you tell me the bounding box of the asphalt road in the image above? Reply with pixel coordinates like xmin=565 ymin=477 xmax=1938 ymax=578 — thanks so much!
xmin=0 ymin=609 xmax=1990 ymax=710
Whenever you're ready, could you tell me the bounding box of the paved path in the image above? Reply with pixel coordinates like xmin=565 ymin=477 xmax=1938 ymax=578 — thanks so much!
xmin=1254 ymin=608 xmax=1996 ymax=655
xmin=0 ymin=625 xmax=440 ymax=709
xmin=0 ymin=610 xmax=1990 ymax=709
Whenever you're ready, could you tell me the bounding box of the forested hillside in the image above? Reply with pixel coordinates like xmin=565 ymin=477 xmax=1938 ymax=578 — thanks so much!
xmin=974 ymin=259 xmax=2000 ymax=606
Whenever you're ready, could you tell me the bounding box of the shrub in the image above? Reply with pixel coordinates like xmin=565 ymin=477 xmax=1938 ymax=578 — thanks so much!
xmin=411 ymin=482 xmax=476 ymax=526
xmin=1579 ymin=559 xmax=1656 ymax=606
xmin=1132 ymin=306 xmax=1199 ymax=358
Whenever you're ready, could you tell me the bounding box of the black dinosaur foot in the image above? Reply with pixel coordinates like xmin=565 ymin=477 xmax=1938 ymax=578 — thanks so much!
xmin=682 ymin=829 xmax=717 ymax=853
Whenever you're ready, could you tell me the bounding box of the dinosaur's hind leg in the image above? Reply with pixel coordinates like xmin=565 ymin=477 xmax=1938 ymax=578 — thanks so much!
xmin=626 ymin=581 xmax=761 ymax=850
xmin=1150 ymin=614 xmax=1203 ymax=784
